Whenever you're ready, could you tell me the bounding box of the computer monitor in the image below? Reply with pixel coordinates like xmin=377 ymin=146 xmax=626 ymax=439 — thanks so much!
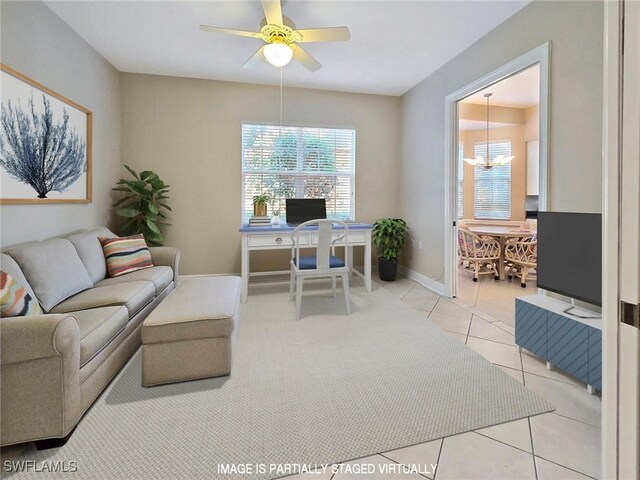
xmin=285 ymin=199 xmax=327 ymax=225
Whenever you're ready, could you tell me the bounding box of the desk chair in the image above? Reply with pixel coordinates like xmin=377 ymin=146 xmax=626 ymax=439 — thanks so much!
xmin=290 ymin=219 xmax=350 ymax=320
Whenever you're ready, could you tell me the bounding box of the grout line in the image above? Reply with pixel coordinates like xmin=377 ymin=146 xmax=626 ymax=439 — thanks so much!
xmin=467 ymin=332 xmax=515 ymax=347
xmin=521 ymin=368 xmax=586 ymax=388
xmin=472 ymin=430 xmax=533 ymax=456
xmin=548 ymin=412 xmax=601 ymax=429
xmin=432 ymin=438 xmax=444 ymax=480
xmin=532 ymin=455 xmax=599 ymax=480
xmin=464 ymin=313 xmax=473 ymax=343
xmin=528 ymin=417 xmax=538 ymax=480
xmin=399 ymin=283 xmax=417 ymax=302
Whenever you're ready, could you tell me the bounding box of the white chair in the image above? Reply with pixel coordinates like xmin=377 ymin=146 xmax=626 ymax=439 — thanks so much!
xmin=457 ymin=227 xmax=501 ymax=282
xmin=289 ymin=219 xmax=350 ymax=320
xmin=504 ymin=235 xmax=537 ymax=287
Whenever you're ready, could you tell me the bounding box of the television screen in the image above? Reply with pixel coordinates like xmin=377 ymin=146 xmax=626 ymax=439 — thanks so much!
xmin=537 ymin=212 xmax=602 ymax=306
xmin=285 ymin=199 xmax=327 ymax=225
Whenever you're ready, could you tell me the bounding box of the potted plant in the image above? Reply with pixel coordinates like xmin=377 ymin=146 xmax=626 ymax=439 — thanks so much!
xmin=112 ymin=166 xmax=171 ymax=246
xmin=252 ymin=193 xmax=271 ymax=217
xmin=372 ymin=218 xmax=409 ymax=282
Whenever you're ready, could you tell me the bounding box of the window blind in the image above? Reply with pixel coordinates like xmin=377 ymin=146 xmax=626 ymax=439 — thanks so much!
xmin=474 ymin=141 xmax=512 ymax=220
xmin=457 ymin=142 xmax=464 ymax=219
xmin=241 ymin=124 xmax=355 ymax=221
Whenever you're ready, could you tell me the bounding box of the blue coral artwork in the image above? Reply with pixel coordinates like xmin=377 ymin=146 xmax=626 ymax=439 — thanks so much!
xmin=0 ymin=65 xmax=92 ymax=204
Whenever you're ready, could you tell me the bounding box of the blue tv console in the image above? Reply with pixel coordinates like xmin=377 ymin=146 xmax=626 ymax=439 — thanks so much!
xmin=515 ymin=295 xmax=602 ymax=393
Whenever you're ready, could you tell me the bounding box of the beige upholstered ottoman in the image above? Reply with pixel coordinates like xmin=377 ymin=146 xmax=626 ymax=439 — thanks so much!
xmin=141 ymin=276 xmax=241 ymax=386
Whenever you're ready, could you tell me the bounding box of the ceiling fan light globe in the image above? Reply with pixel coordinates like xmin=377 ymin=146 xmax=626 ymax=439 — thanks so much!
xmin=264 ymin=43 xmax=293 ymax=67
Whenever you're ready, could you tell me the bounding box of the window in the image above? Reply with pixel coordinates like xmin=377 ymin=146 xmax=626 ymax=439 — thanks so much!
xmin=473 ymin=141 xmax=511 ymax=220
xmin=457 ymin=142 xmax=464 ymax=219
xmin=242 ymin=124 xmax=355 ymax=221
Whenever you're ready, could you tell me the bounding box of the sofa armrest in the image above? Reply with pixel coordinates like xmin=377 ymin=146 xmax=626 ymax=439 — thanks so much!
xmin=1 ymin=314 xmax=79 ymax=365
xmin=1 ymin=314 xmax=81 ymax=445
xmin=149 ymin=246 xmax=180 ymax=286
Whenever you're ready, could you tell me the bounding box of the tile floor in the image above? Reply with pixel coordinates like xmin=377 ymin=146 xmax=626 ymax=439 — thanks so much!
xmin=288 ymin=274 xmax=601 ymax=480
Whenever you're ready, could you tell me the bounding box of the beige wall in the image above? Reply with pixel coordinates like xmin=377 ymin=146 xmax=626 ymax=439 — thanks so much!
xmin=400 ymin=0 xmax=603 ymax=282
xmin=120 ymin=74 xmax=401 ymax=275
xmin=524 ymin=105 xmax=540 ymax=141
xmin=0 ymin=1 xmax=121 ymax=247
xmin=460 ymin=126 xmax=526 ymax=221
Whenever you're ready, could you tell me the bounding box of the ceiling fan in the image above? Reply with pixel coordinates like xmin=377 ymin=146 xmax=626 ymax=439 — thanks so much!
xmin=199 ymin=0 xmax=350 ymax=72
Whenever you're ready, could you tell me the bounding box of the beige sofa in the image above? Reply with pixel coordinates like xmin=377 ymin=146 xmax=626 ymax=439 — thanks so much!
xmin=0 ymin=227 xmax=180 ymax=448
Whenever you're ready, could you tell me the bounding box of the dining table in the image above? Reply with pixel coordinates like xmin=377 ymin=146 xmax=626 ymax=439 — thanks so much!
xmin=467 ymin=225 xmax=536 ymax=279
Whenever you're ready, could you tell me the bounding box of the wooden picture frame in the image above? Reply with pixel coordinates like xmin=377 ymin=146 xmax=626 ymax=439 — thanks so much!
xmin=0 ymin=64 xmax=92 ymax=204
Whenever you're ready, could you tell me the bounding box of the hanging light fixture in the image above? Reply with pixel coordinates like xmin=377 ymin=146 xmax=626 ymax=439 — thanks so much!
xmin=463 ymin=92 xmax=515 ymax=170
xmin=263 ymin=41 xmax=293 ymax=67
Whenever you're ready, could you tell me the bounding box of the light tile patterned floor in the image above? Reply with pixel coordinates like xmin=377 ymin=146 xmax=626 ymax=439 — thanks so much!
xmin=288 ymin=274 xmax=601 ymax=480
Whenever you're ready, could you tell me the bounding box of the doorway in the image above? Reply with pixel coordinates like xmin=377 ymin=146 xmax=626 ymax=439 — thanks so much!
xmin=444 ymin=43 xmax=550 ymax=300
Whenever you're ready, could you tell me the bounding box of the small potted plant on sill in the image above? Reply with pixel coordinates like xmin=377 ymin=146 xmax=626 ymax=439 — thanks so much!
xmin=372 ymin=218 xmax=409 ymax=282
xmin=252 ymin=193 xmax=271 ymax=217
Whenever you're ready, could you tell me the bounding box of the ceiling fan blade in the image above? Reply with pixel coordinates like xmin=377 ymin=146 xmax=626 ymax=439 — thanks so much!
xmin=295 ymin=27 xmax=350 ymax=43
xmin=199 ymin=25 xmax=262 ymax=39
xmin=291 ymin=45 xmax=322 ymax=72
xmin=242 ymin=45 xmax=267 ymax=69
xmin=261 ymin=0 xmax=283 ymax=25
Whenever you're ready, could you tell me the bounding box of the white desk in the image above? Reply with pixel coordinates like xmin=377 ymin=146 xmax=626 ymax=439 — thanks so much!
xmin=239 ymin=223 xmax=373 ymax=302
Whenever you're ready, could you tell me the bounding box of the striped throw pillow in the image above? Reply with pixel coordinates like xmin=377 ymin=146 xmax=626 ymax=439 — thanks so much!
xmin=1 ymin=271 xmax=42 ymax=317
xmin=100 ymin=234 xmax=154 ymax=278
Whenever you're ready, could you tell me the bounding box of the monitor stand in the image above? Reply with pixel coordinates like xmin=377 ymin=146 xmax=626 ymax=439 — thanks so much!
xmin=563 ymin=298 xmax=601 ymax=319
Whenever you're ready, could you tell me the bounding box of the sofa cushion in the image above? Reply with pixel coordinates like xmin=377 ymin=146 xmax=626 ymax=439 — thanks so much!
xmin=100 ymin=234 xmax=153 ymax=278
xmin=1 ymin=271 xmax=42 ymax=317
xmin=7 ymin=238 xmax=93 ymax=312
xmin=96 ymin=266 xmax=173 ymax=296
xmin=0 ymin=254 xmax=40 ymax=308
xmin=71 ymin=307 xmax=128 ymax=367
xmin=50 ymin=281 xmax=155 ymax=318
xmin=67 ymin=228 xmax=117 ymax=284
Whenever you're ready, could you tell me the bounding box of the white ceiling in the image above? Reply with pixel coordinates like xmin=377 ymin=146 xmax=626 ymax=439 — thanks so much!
xmin=45 ymin=1 xmax=530 ymax=96
xmin=461 ymin=63 xmax=540 ymax=107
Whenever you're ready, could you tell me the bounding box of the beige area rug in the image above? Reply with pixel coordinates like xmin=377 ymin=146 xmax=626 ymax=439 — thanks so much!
xmin=12 ymin=280 xmax=553 ymax=479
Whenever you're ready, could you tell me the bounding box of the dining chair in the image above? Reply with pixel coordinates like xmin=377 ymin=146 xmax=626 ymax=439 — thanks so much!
xmin=504 ymin=235 xmax=537 ymax=287
xmin=290 ymin=219 xmax=350 ymax=320
xmin=457 ymin=227 xmax=501 ymax=282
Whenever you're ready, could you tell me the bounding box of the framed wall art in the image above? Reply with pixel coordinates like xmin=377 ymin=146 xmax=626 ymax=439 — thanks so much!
xmin=0 ymin=64 xmax=92 ymax=204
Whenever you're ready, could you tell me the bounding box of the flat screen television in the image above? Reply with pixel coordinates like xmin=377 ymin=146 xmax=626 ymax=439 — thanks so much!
xmin=537 ymin=212 xmax=602 ymax=306
xmin=285 ymin=198 xmax=327 ymax=225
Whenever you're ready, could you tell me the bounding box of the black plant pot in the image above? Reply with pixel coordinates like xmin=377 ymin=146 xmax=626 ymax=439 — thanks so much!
xmin=378 ymin=258 xmax=398 ymax=282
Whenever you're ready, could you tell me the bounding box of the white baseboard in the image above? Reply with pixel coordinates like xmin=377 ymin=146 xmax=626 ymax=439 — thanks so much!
xmin=398 ymin=265 xmax=447 ymax=297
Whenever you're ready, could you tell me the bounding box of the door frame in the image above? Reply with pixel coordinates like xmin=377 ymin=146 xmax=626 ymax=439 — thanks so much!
xmin=602 ymin=0 xmax=640 ymax=477
xmin=443 ymin=43 xmax=551 ymax=298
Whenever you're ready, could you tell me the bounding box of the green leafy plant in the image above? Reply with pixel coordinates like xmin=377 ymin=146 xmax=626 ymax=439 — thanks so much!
xmin=112 ymin=166 xmax=171 ymax=246
xmin=252 ymin=193 xmax=271 ymax=206
xmin=372 ymin=218 xmax=409 ymax=262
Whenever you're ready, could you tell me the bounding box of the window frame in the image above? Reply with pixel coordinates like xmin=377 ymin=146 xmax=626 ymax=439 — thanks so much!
xmin=472 ymin=139 xmax=512 ymax=220
xmin=240 ymin=123 xmax=357 ymax=222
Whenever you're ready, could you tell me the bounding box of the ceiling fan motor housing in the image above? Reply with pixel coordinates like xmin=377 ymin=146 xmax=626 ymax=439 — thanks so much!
xmin=259 ymin=16 xmax=300 ymax=44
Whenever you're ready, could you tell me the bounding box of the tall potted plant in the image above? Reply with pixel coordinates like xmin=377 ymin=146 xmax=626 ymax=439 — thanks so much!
xmin=372 ymin=218 xmax=409 ymax=282
xmin=112 ymin=166 xmax=171 ymax=246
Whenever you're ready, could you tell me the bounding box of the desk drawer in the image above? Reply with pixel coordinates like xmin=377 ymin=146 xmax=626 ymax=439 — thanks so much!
xmin=247 ymin=233 xmax=308 ymax=247
xmin=311 ymin=231 xmax=368 ymax=244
